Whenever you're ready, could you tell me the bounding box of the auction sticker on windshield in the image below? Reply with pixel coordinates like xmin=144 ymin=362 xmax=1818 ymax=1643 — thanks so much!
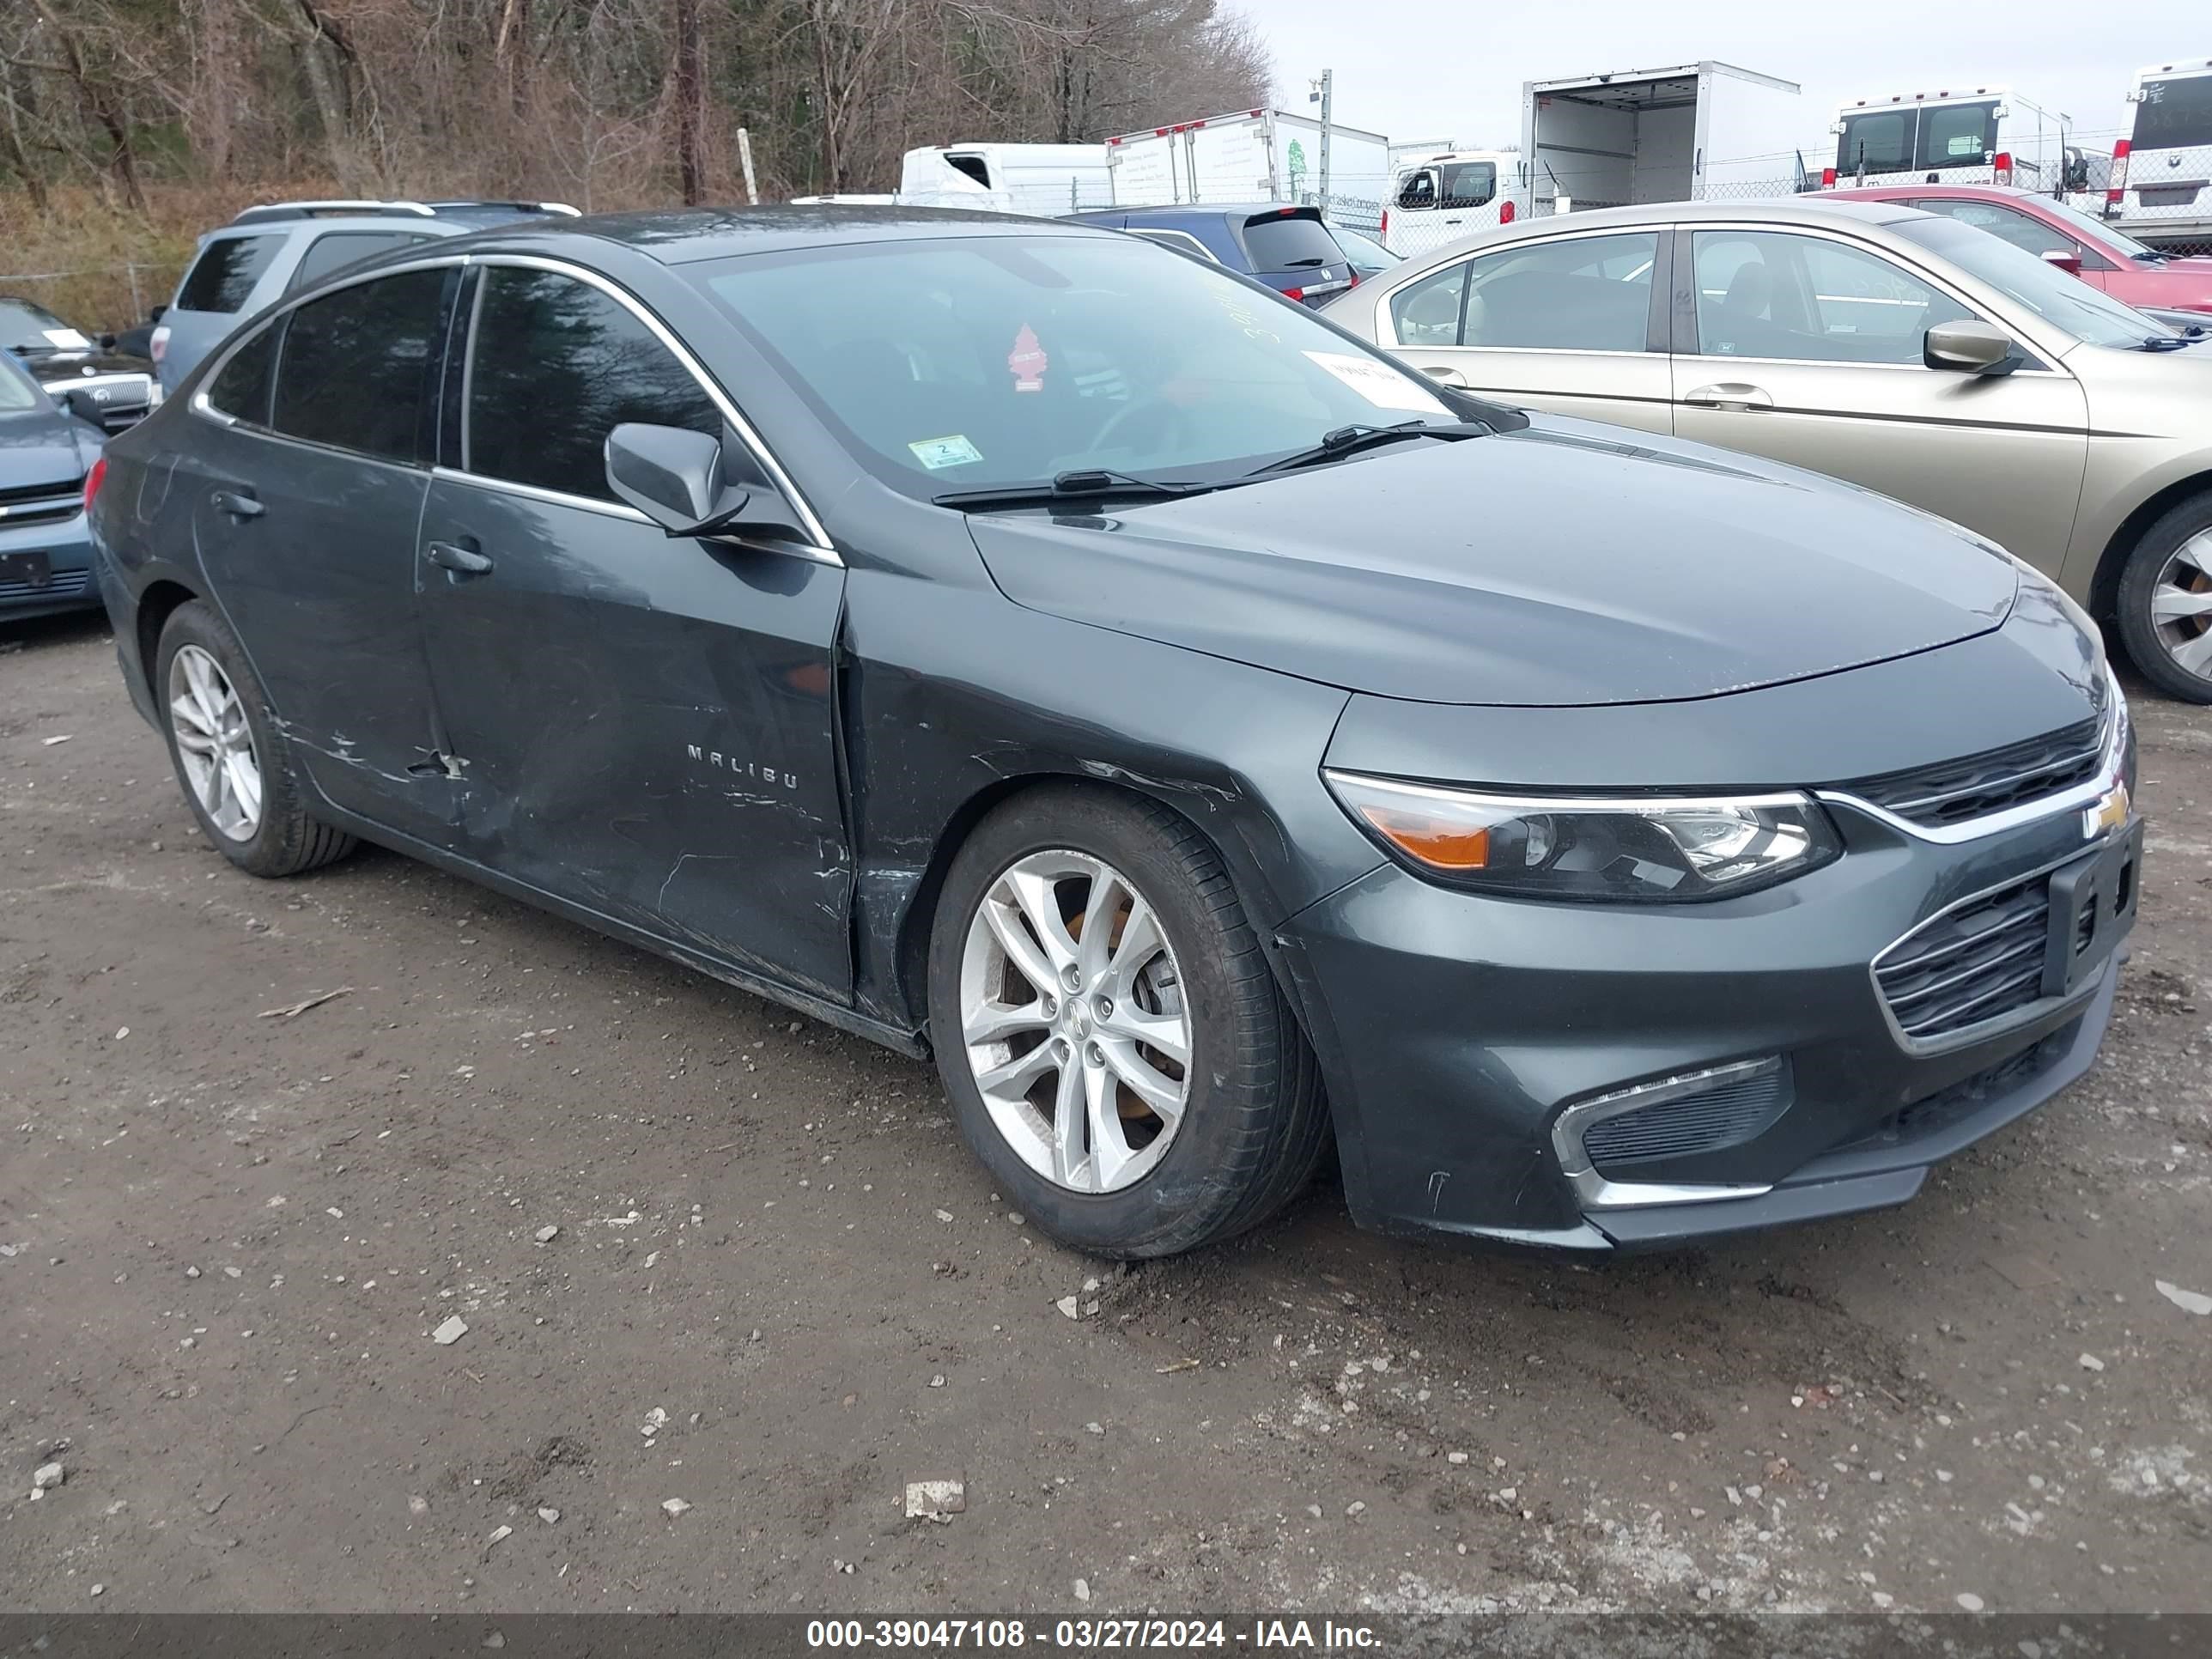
xmin=1303 ymin=351 xmax=1449 ymax=415
xmin=909 ymin=434 xmax=984 ymax=471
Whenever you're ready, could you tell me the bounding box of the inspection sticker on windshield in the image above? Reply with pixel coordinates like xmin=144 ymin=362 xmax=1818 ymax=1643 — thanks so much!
xmin=908 ymin=434 xmax=984 ymax=471
xmin=1302 ymin=351 xmax=1448 ymax=414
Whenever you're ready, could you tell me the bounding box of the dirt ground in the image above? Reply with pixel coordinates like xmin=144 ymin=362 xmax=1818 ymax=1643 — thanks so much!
xmin=3 ymin=610 xmax=2211 ymax=1618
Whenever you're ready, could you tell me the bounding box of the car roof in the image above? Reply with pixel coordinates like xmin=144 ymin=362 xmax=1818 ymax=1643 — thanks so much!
xmin=1429 ymin=195 xmax=1929 ymax=250
xmin=1823 ymin=183 xmax=2049 ymax=204
xmin=523 ymin=204 xmax=1129 ymax=264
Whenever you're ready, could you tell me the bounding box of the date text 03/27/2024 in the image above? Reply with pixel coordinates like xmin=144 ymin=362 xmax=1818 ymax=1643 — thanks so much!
xmin=803 ymin=1619 xmax=1382 ymax=1651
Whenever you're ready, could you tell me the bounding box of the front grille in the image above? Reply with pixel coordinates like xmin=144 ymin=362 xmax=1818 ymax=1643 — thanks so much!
xmin=0 ymin=567 xmax=91 ymax=604
xmin=0 ymin=478 xmax=84 ymax=530
xmin=1834 ymin=717 xmax=2104 ymax=829
xmin=1875 ymin=874 xmax=2050 ymax=1042
xmin=1583 ymin=1062 xmax=1793 ymax=1173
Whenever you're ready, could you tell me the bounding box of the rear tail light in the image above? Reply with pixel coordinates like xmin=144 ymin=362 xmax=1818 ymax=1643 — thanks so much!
xmin=1283 ymin=287 xmax=1305 ymax=303
xmin=1348 ymin=271 xmax=1361 ymax=288
xmin=1820 ymin=166 xmax=1837 ymax=188
xmin=2108 ymin=138 xmax=2131 ymax=205
xmin=1992 ymin=151 xmax=2013 ymax=185
xmin=149 ymin=325 xmax=170 ymax=364
xmin=82 ymin=455 xmax=108 ymax=514
xmin=1500 ymin=199 xmax=1516 ymax=224
xmin=1380 ymin=209 xmax=1389 ymax=240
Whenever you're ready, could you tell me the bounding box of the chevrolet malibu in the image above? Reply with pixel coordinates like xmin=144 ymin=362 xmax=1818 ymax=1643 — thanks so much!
xmin=88 ymin=208 xmax=2140 ymax=1256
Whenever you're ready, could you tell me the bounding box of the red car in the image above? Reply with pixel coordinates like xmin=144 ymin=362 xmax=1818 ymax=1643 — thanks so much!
xmin=1824 ymin=183 xmax=2212 ymax=318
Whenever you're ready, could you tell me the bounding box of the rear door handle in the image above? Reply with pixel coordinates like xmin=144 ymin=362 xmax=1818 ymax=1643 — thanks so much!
xmin=425 ymin=540 xmax=493 ymax=576
xmin=1420 ymin=365 xmax=1471 ymax=388
xmin=1683 ymin=382 xmax=1773 ymax=410
xmin=210 ymin=488 xmax=264 ymax=520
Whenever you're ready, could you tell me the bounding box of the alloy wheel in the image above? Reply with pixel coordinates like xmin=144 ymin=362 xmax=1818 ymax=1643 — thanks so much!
xmin=167 ymin=643 xmax=263 ymax=842
xmin=957 ymin=850 xmax=1192 ymax=1194
xmin=2150 ymin=529 xmax=2212 ymax=685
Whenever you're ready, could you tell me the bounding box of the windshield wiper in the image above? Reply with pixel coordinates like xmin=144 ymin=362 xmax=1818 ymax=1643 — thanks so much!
xmin=932 ymin=467 xmax=1217 ymax=510
xmin=2130 ymin=249 xmax=2174 ymax=263
xmin=2136 ymin=334 xmax=2195 ymax=351
xmin=1241 ymin=419 xmax=1494 ymax=479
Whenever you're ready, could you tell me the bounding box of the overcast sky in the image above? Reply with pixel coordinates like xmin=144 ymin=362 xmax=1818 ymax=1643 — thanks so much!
xmin=1253 ymin=0 xmax=2203 ymax=155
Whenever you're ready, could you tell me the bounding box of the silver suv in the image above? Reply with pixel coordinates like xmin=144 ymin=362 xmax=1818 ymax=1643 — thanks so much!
xmin=151 ymin=198 xmax=578 ymax=393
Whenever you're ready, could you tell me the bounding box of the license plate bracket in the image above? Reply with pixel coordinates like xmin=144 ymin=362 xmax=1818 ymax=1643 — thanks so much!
xmin=2040 ymin=820 xmax=2142 ymax=998
xmin=0 ymin=550 xmax=53 ymax=587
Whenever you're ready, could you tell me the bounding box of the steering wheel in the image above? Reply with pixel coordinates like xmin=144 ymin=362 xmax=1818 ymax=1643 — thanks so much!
xmin=1090 ymin=396 xmax=1189 ymax=459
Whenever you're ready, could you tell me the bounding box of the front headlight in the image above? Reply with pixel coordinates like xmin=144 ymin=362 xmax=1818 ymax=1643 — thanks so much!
xmin=1325 ymin=771 xmax=1842 ymax=902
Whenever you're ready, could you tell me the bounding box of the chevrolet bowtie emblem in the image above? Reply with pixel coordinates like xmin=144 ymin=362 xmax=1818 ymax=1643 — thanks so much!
xmin=2084 ymin=781 xmax=2130 ymax=840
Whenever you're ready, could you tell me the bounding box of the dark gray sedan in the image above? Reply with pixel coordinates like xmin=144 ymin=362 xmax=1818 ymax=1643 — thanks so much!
xmin=86 ymin=208 xmax=2139 ymax=1256
xmin=2 ymin=350 xmax=103 ymax=619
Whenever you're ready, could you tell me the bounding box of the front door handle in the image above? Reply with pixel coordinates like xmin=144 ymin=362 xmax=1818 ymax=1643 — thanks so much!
xmin=426 ymin=540 xmax=493 ymax=576
xmin=1683 ymin=382 xmax=1773 ymax=411
xmin=210 ymin=488 xmax=264 ymax=520
xmin=1420 ymin=365 xmax=1471 ymax=388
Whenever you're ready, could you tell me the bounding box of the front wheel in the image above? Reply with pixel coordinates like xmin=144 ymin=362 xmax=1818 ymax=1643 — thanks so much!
xmin=2115 ymin=495 xmax=2212 ymax=704
xmin=927 ymin=786 xmax=1328 ymax=1259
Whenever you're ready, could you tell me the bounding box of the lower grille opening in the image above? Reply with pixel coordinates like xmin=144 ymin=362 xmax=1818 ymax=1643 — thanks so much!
xmin=1583 ymin=1061 xmax=1793 ymax=1175
xmin=1831 ymin=1024 xmax=2077 ymax=1156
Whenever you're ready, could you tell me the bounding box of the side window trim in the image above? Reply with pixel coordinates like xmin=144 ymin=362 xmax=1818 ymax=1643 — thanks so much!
xmin=1127 ymin=228 xmax=1219 ymax=263
xmin=456 ymin=253 xmax=833 ymax=556
xmin=1675 ymin=224 xmax=2048 ymax=371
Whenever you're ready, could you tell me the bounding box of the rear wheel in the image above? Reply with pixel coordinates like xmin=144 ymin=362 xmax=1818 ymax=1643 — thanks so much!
xmin=155 ymin=600 xmax=356 ymax=878
xmin=2115 ymin=495 xmax=2212 ymax=704
xmin=927 ymin=786 xmax=1328 ymax=1258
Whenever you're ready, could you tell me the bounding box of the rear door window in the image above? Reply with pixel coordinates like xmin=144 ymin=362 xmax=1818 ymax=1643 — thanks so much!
xmin=176 ymin=235 xmax=281 ymax=313
xmin=1459 ymin=231 xmax=1658 ymax=351
xmin=287 ymin=231 xmax=435 ymax=294
xmin=1836 ymin=110 xmax=1916 ymax=175
xmin=1437 ymin=161 xmax=1497 ymax=208
xmin=1238 ymin=212 xmax=1344 ymax=272
xmin=1389 ymin=260 xmax=1469 ymax=345
xmin=464 ymin=266 xmax=724 ymax=503
xmin=1917 ymin=101 xmax=1998 ymax=169
xmin=206 ymin=322 xmax=283 ymax=425
xmin=2133 ymin=76 xmax=2212 ymax=150
xmin=269 ymin=267 xmax=449 ymax=463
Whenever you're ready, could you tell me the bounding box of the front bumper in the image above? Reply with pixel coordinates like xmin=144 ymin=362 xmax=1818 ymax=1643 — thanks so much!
xmin=1277 ymin=793 xmax=2135 ymax=1250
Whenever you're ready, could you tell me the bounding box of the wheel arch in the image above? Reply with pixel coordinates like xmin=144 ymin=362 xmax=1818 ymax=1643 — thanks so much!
xmin=135 ymin=577 xmax=202 ymax=701
xmin=2088 ymin=470 xmax=2212 ymax=621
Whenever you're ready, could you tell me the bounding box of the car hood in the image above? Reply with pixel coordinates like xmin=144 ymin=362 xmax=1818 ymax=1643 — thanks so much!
xmin=0 ymin=404 xmax=97 ymax=487
xmin=23 ymin=347 xmax=155 ymax=380
xmin=967 ymin=417 xmax=2021 ymax=707
xmin=2114 ymin=256 xmax=2212 ymax=310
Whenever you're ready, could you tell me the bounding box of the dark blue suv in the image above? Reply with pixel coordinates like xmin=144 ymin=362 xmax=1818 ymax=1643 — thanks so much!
xmin=1062 ymin=204 xmax=1358 ymax=307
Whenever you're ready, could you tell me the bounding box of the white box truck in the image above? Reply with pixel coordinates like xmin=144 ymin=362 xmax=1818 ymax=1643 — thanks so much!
xmin=1517 ymin=63 xmax=1808 ymax=217
xmin=1105 ymin=109 xmax=1391 ymax=231
xmin=1824 ymin=86 xmax=2073 ymax=193
xmin=896 ymin=143 xmax=1112 ymax=216
xmin=2105 ymin=58 xmax=2212 ymax=244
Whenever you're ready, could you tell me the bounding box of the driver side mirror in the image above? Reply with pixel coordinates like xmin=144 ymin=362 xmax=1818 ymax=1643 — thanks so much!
xmin=2039 ymin=247 xmax=2083 ymax=276
xmin=605 ymin=422 xmax=795 ymax=539
xmin=1924 ymin=319 xmax=2022 ymax=376
xmin=62 ymin=387 xmax=107 ymax=425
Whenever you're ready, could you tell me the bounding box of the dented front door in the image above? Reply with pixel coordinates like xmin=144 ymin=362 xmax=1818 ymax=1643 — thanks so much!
xmin=413 ymin=471 xmax=852 ymax=1000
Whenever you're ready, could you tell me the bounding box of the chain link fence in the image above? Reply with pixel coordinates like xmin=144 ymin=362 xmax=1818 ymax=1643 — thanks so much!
xmin=0 ymin=260 xmax=184 ymax=336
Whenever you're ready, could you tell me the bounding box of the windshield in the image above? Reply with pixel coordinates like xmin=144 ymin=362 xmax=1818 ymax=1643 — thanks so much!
xmin=1330 ymin=226 xmax=1397 ymax=272
xmin=1892 ymin=216 xmax=2168 ymax=347
xmin=0 ymin=296 xmax=76 ymax=352
xmin=691 ymin=234 xmax=1455 ymax=500
xmin=0 ymin=352 xmax=44 ymax=411
xmin=1437 ymin=161 xmax=1497 ymax=207
xmin=2133 ymin=74 xmax=2212 ymax=152
xmin=2025 ymin=192 xmax=2163 ymax=258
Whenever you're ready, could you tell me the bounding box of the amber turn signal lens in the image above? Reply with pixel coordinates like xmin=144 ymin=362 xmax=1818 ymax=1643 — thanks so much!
xmin=1356 ymin=804 xmax=1492 ymax=870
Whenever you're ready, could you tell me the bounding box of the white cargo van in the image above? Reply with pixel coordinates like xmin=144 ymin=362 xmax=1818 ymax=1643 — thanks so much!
xmin=1826 ymin=87 xmax=2071 ymax=192
xmin=2106 ymin=59 xmax=2212 ymax=236
xmin=1381 ymin=150 xmax=1520 ymax=257
xmin=1104 ymin=109 xmax=1390 ymax=229
xmin=1517 ymin=63 xmax=1808 ymax=218
xmin=896 ymin=144 xmax=1110 ymax=215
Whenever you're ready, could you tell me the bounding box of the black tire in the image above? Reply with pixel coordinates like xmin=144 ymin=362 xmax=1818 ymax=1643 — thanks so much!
xmin=927 ymin=784 xmax=1328 ymax=1259
xmin=154 ymin=599 xmax=357 ymax=878
xmin=2114 ymin=491 xmax=2212 ymax=705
